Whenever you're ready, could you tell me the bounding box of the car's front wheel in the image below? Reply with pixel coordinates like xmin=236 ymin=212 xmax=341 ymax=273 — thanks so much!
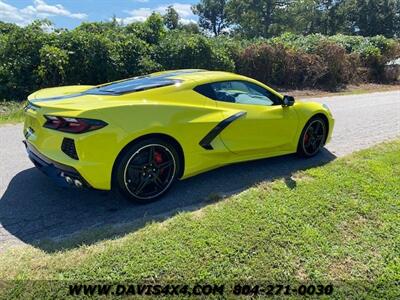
xmin=297 ymin=116 xmax=327 ymax=157
xmin=114 ymin=138 xmax=180 ymax=203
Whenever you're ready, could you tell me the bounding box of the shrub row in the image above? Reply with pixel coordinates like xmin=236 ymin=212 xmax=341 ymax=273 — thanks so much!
xmin=236 ymin=42 xmax=359 ymax=90
xmin=269 ymin=33 xmax=400 ymax=83
xmin=0 ymin=21 xmax=399 ymax=101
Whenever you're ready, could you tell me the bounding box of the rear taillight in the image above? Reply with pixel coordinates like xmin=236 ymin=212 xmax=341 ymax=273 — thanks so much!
xmin=44 ymin=116 xmax=107 ymax=133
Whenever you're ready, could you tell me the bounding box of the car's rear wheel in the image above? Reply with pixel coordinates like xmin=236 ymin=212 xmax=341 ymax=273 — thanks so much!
xmin=297 ymin=116 xmax=327 ymax=157
xmin=115 ymin=138 xmax=180 ymax=203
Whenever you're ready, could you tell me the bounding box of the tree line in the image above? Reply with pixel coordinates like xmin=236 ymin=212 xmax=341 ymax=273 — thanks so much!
xmin=191 ymin=0 xmax=400 ymax=38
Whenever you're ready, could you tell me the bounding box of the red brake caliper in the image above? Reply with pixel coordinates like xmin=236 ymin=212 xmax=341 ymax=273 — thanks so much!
xmin=304 ymin=133 xmax=309 ymax=144
xmin=154 ymin=151 xmax=164 ymax=175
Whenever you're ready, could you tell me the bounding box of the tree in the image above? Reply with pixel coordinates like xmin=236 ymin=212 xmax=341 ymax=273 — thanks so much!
xmin=226 ymin=0 xmax=289 ymax=38
xmin=350 ymin=0 xmax=400 ymax=37
xmin=76 ymin=20 xmax=121 ymax=34
xmin=37 ymin=45 xmax=69 ymax=87
xmin=0 ymin=21 xmax=19 ymax=34
xmin=192 ymin=0 xmax=229 ymax=36
xmin=285 ymin=0 xmax=400 ymax=37
xmin=144 ymin=13 xmax=166 ymax=44
xmin=179 ymin=22 xmax=201 ymax=34
xmin=285 ymin=0 xmax=348 ymax=36
xmin=163 ymin=5 xmax=180 ymax=30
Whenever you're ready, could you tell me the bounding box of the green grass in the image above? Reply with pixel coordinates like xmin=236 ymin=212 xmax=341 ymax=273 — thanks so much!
xmin=0 ymin=141 xmax=399 ymax=299
xmin=0 ymin=101 xmax=25 ymax=124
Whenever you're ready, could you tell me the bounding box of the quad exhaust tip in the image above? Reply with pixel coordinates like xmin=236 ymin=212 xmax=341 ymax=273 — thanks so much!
xmin=74 ymin=179 xmax=83 ymax=188
xmin=66 ymin=177 xmax=73 ymax=185
xmin=61 ymin=172 xmax=83 ymax=188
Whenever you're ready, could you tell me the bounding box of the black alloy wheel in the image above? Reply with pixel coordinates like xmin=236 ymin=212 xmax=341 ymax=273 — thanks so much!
xmin=297 ymin=117 xmax=327 ymax=157
xmin=115 ymin=139 xmax=179 ymax=203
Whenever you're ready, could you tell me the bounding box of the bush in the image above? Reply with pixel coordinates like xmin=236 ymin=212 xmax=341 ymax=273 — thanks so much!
xmin=362 ymin=36 xmax=400 ymax=82
xmin=155 ymin=33 xmax=235 ymax=71
xmin=0 ymin=23 xmax=49 ymax=100
xmin=236 ymin=43 xmax=326 ymax=89
xmin=37 ymin=45 xmax=69 ymax=87
xmin=111 ymin=33 xmax=158 ymax=77
xmin=313 ymin=42 xmax=355 ymax=90
xmin=236 ymin=41 xmax=362 ymax=90
xmin=329 ymin=34 xmax=400 ymax=82
xmin=56 ymin=31 xmax=120 ymax=85
xmin=0 ymin=20 xmax=399 ymax=102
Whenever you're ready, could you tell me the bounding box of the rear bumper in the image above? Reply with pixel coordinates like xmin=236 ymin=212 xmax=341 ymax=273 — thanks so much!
xmin=24 ymin=140 xmax=92 ymax=189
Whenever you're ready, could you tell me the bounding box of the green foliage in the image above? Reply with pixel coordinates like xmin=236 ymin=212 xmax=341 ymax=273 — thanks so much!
xmin=226 ymin=0 xmax=289 ymax=38
xmin=235 ymin=31 xmax=400 ymax=89
xmin=37 ymin=45 xmax=69 ymax=87
xmin=163 ymin=5 xmax=180 ymax=30
xmin=192 ymin=0 xmax=229 ymax=36
xmin=143 ymin=13 xmax=166 ymax=44
xmin=313 ymin=41 xmax=356 ymax=89
xmin=1 ymin=140 xmax=400 ymax=299
xmin=178 ymin=22 xmax=201 ymax=34
xmin=0 ymin=15 xmax=398 ymax=102
xmin=155 ymin=32 xmax=235 ymax=71
xmin=349 ymin=0 xmax=400 ymax=37
xmin=57 ymin=31 xmax=119 ymax=84
xmin=268 ymin=33 xmax=400 ymax=83
xmin=0 ymin=21 xmax=19 ymax=34
xmin=75 ymin=19 xmax=122 ymax=35
xmin=236 ymin=43 xmax=327 ymax=88
xmin=113 ymin=34 xmax=159 ymax=77
xmin=223 ymin=0 xmax=400 ymax=38
xmin=0 ymin=21 xmax=49 ymax=100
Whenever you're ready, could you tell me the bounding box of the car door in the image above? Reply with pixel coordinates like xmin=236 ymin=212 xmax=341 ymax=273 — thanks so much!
xmin=202 ymin=80 xmax=299 ymax=155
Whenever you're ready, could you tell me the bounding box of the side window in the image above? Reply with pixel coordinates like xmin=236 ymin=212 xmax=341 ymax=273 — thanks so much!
xmin=194 ymin=81 xmax=281 ymax=106
xmin=193 ymin=84 xmax=216 ymax=100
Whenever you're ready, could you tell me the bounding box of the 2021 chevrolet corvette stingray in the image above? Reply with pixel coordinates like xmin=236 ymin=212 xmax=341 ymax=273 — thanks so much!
xmin=23 ymin=69 xmax=334 ymax=202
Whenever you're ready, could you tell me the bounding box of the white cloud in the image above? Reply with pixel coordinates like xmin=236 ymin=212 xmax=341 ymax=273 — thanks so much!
xmin=122 ymin=7 xmax=153 ymax=23
xmin=120 ymin=3 xmax=196 ymax=24
xmin=0 ymin=1 xmax=27 ymax=24
xmin=0 ymin=0 xmax=87 ymax=26
xmin=161 ymin=3 xmax=193 ymax=19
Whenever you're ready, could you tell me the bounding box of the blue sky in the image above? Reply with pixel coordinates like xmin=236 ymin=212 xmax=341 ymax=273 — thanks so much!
xmin=0 ymin=0 xmax=198 ymax=28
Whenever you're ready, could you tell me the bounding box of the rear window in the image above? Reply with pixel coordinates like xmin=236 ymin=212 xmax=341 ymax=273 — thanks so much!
xmin=85 ymin=76 xmax=181 ymax=95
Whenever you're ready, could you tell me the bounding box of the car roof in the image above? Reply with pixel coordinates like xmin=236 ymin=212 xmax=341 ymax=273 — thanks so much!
xmin=152 ymin=69 xmax=243 ymax=84
xmin=86 ymin=69 xmax=248 ymax=95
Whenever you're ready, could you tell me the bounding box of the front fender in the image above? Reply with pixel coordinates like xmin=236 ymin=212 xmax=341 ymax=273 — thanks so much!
xmin=293 ymin=101 xmax=335 ymax=146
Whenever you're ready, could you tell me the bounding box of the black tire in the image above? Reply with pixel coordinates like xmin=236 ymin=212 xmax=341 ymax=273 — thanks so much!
xmin=297 ymin=116 xmax=327 ymax=158
xmin=114 ymin=138 xmax=181 ymax=204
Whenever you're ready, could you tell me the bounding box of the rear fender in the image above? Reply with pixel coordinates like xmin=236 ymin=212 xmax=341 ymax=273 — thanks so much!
xmin=101 ymin=103 xmax=244 ymax=179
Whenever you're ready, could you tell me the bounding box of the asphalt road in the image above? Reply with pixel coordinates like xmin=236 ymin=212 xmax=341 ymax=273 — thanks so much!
xmin=0 ymin=91 xmax=399 ymax=251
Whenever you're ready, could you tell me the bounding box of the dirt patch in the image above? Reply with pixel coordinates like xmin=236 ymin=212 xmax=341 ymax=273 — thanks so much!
xmin=328 ymin=257 xmax=355 ymax=280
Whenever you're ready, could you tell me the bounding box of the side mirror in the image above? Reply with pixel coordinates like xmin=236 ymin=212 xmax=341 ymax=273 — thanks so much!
xmin=282 ymin=95 xmax=295 ymax=107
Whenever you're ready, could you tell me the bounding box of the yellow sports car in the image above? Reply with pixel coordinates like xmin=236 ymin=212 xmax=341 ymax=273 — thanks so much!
xmin=23 ymin=69 xmax=334 ymax=203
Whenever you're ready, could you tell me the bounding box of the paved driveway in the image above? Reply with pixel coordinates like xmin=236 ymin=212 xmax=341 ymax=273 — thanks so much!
xmin=0 ymin=91 xmax=399 ymax=251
